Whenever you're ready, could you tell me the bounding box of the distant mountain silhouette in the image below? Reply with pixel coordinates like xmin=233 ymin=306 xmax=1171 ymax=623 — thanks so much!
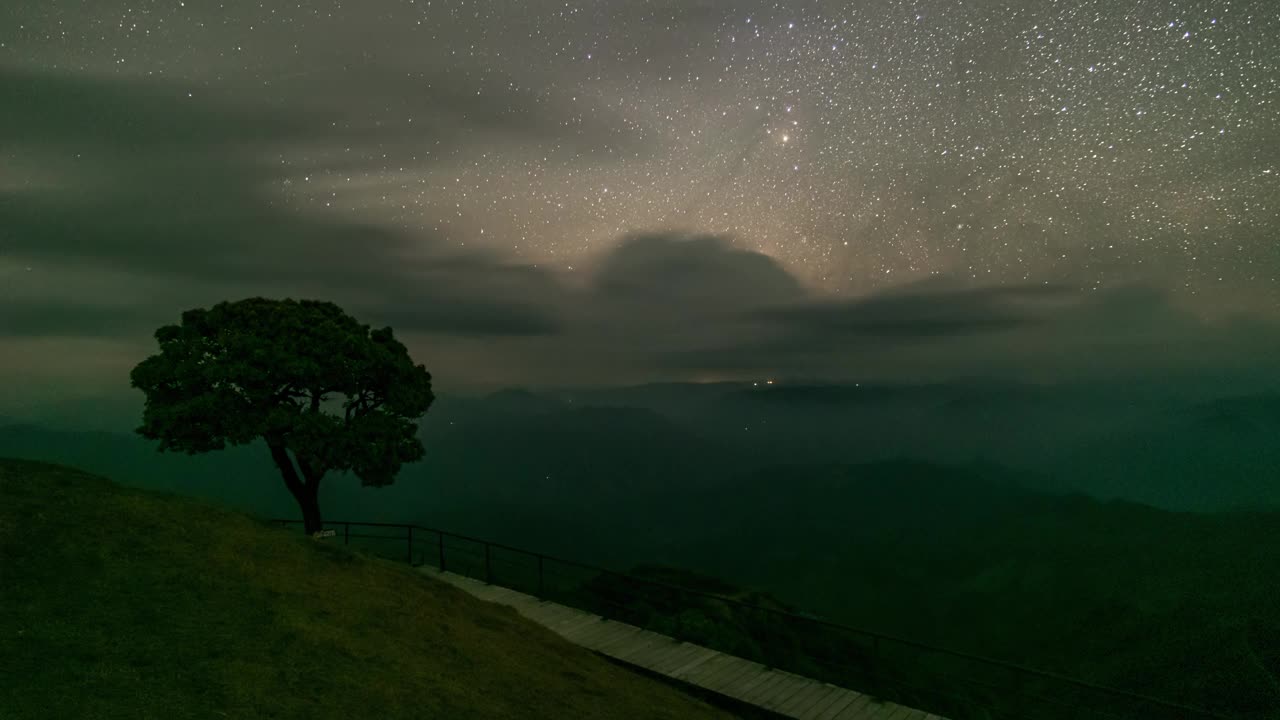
xmin=481 ymin=387 xmax=566 ymax=415
xmin=636 ymin=459 xmax=1280 ymax=716
xmin=8 ymin=379 xmax=1280 ymax=514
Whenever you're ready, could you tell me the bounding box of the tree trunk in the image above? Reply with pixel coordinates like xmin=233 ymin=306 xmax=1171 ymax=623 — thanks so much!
xmin=267 ymin=440 xmax=324 ymax=535
xmin=295 ymin=486 xmax=323 ymax=536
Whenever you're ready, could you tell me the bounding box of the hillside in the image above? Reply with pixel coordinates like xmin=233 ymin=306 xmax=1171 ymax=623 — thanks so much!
xmin=0 ymin=458 xmax=738 ymax=720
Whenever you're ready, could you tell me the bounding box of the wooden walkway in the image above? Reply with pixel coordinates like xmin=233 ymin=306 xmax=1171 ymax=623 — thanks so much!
xmin=419 ymin=567 xmax=948 ymax=720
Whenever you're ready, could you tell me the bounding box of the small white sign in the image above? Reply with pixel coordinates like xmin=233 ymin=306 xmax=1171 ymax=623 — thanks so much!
xmin=313 ymin=529 xmax=336 ymax=538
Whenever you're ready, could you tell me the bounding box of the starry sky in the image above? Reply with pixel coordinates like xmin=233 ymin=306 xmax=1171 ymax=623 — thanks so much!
xmin=2 ymin=0 xmax=1279 ymax=421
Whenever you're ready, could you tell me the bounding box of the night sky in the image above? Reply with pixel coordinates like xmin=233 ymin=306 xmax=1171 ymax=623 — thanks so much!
xmin=3 ymin=0 xmax=1279 ymax=420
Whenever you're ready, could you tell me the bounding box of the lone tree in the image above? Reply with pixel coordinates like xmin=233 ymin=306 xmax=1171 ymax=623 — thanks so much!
xmin=130 ymin=297 xmax=435 ymax=535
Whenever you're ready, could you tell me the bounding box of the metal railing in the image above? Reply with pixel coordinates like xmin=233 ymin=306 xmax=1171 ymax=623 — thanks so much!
xmin=271 ymin=518 xmax=1258 ymax=720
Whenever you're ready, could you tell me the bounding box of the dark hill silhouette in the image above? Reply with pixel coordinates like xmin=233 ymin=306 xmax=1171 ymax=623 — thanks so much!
xmin=638 ymin=460 xmax=1280 ymax=717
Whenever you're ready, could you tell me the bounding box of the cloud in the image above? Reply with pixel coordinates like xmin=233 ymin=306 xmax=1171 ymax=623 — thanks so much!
xmin=589 ymin=233 xmax=805 ymax=310
xmin=655 ymin=276 xmax=1280 ymax=383
xmin=3 ymin=67 xmax=1278 ymax=398
xmin=751 ymin=282 xmax=1070 ymax=339
xmin=0 ymin=65 xmax=578 ymax=340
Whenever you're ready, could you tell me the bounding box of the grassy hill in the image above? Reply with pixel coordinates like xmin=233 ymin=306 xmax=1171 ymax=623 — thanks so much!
xmin=0 ymin=458 xmax=739 ymax=720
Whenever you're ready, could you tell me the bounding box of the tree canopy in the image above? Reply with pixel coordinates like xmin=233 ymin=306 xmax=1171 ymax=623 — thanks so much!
xmin=129 ymin=297 xmax=435 ymax=532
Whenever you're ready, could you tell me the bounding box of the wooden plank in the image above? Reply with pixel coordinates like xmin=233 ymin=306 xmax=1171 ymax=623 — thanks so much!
xmin=761 ymin=674 xmax=817 ymax=714
xmin=627 ymin=636 xmax=690 ymax=669
xmin=547 ymin=609 xmax=598 ymax=630
xmin=849 ymin=694 xmax=890 ymax=720
xmin=539 ymin=601 xmax=587 ymax=619
xmin=793 ymin=684 xmax=843 ymax=718
xmin=882 ymin=703 xmax=920 ymax=720
xmin=675 ymin=651 xmax=735 ymax=683
xmin=720 ymin=668 xmax=772 ymax=701
xmin=778 ymin=681 xmax=834 ymax=717
xmin=698 ymin=656 xmax=759 ymax=692
xmin=718 ymin=659 xmax=773 ymax=693
xmin=438 ymin=571 xmax=484 ymax=588
xmin=590 ymin=625 xmax=648 ymax=654
xmin=714 ymin=659 xmax=768 ymax=694
xmin=550 ymin=613 xmax=604 ymax=637
xmin=793 ymin=681 xmax=844 ymax=717
xmin=520 ymin=602 xmax=579 ymax=625
xmin=757 ymin=673 xmax=805 ymax=707
xmin=479 ymin=586 xmax=525 ymax=603
xmin=757 ymin=676 xmax=808 ymax=712
xmin=645 ymin=638 xmax=706 ymax=666
xmin=558 ymin=617 xmax=608 ymax=642
xmin=626 ymin=640 xmax=690 ymax=672
xmin=540 ymin=605 xmax=597 ymax=626
xmin=502 ymin=588 xmax=542 ymax=605
xmin=591 ymin=626 xmax=651 ymax=656
xmin=738 ymin=671 xmax=793 ymax=705
xmin=575 ymin=622 xmax=636 ymax=650
xmin=456 ymin=582 xmax=498 ymax=597
xmin=831 ymin=693 xmax=883 ymax=720
xmin=437 ymin=573 xmax=484 ymax=589
xmin=668 ymin=647 xmax=720 ymax=678
xmin=677 ymin=651 xmax=737 ymax=683
xmin=643 ymin=642 xmax=709 ymax=675
xmin=803 ymin=688 xmax=857 ymax=720
xmin=609 ymin=630 xmax=675 ymax=662
xmin=813 ymin=690 xmax=865 ymax=720
xmin=723 ymin=664 xmax=781 ymax=702
xmin=470 ymin=587 xmax=515 ymax=603
xmin=496 ymin=594 xmax=544 ymax=615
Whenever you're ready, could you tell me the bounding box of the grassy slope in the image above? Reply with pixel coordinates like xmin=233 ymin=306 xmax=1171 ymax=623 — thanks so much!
xmin=0 ymin=458 xmax=738 ymax=720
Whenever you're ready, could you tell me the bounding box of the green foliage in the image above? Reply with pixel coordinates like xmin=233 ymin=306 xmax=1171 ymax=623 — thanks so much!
xmin=129 ymin=297 xmax=434 ymax=487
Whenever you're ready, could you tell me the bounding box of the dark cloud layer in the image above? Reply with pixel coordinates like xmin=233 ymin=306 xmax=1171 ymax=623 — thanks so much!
xmin=590 ymin=233 xmax=806 ymax=309
xmin=752 ymin=284 xmax=1068 ymax=339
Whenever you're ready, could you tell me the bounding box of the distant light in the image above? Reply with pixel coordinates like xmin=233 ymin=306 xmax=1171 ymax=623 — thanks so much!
xmin=766 ymin=379 xmax=775 ymax=385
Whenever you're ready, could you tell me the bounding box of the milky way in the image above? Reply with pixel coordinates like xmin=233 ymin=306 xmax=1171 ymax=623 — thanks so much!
xmin=5 ymin=0 xmax=1279 ymax=307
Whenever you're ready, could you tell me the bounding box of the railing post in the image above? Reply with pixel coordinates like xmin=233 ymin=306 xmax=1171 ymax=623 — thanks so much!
xmin=485 ymin=542 xmax=493 ymax=584
xmin=438 ymin=532 xmax=446 ymax=572
xmin=407 ymin=525 xmax=414 ymax=565
xmin=537 ymin=554 xmax=545 ymax=596
xmin=344 ymin=522 xmax=350 ymax=546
